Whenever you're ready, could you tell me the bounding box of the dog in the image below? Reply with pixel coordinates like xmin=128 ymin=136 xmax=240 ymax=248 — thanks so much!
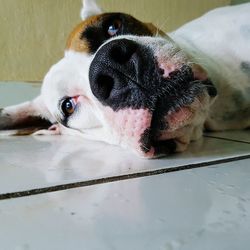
xmin=0 ymin=0 xmax=249 ymax=158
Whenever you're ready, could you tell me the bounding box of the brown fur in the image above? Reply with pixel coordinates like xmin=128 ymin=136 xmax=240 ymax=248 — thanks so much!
xmin=66 ymin=15 xmax=102 ymax=52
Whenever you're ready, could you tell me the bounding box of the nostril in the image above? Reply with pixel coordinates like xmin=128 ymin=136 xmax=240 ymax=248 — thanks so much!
xmin=159 ymin=68 xmax=165 ymax=76
xmin=89 ymin=39 xmax=140 ymax=104
xmin=95 ymin=75 xmax=114 ymax=100
xmin=109 ymin=40 xmax=138 ymax=64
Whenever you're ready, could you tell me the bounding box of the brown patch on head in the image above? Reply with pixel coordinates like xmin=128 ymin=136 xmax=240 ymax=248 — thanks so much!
xmin=66 ymin=15 xmax=102 ymax=53
xmin=66 ymin=12 xmax=158 ymax=54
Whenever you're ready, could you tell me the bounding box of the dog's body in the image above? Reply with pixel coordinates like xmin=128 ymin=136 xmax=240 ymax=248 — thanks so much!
xmin=0 ymin=1 xmax=249 ymax=158
xmin=170 ymin=4 xmax=250 ymax=131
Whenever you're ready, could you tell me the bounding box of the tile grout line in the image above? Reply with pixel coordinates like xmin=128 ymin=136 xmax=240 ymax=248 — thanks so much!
xmin=204 ymin=135 xmax=250 ymax=145
xmin=0 ymin=154 xmax=250 ymax=201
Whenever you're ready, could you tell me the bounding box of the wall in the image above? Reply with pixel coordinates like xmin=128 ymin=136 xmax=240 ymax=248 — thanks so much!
xmin=0 ymin=0 xmax=232 ymax=82
xmin=231 ymin=0 xmax=250 ymax=4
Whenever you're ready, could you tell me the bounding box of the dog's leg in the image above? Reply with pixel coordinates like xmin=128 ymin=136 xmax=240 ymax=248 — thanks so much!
xmin=0 ymin=95 xmax=55 ymax=136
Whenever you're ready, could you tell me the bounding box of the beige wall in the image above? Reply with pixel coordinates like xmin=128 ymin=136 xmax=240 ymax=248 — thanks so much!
xmin=0 ymin=0 xmax=231 ymax=82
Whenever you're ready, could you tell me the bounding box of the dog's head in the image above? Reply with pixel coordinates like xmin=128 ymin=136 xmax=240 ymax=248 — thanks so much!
xmin=0 ymin=0 xmax=217 ymax=158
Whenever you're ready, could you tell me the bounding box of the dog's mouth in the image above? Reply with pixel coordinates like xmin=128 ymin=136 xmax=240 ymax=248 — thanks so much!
xmin=89 ymin=37 xmax=216 ymax=157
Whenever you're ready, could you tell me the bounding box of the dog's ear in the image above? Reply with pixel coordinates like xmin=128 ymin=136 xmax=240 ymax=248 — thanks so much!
xmin=0 ymin=95 xmax=54 ymax=136
xmin=80 ymin=0 xmax=102 ymax=20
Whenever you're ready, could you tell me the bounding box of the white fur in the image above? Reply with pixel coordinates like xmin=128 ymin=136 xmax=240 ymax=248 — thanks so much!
xmin=80 ymin=0 xmax=102 ymax=20
xmin=41 ymin=50 xmax=120 ymax=146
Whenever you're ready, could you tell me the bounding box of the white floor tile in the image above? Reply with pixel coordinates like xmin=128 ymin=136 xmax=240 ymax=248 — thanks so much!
xmin=0 ymin=159 xmax=249 ymax=250
xmin=0 ymin=135 xmax=249 ymax=194
xmin=205 ymin=130 xmax=250 ymax=143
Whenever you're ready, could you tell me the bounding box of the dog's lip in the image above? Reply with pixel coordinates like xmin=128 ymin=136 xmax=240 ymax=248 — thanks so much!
xmin=141 ymin=85 xmax=206 ymax=153
xmin=148 ymin=102 xmax=186 ymax=139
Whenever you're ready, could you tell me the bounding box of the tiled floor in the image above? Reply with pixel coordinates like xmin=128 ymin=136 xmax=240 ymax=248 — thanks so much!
xmin=0 ymin=82 xmax=250 ymax=250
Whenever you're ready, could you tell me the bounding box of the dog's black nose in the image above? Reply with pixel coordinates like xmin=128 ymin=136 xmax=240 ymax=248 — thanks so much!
xmin=89 ymin=39 xmax=144 ymax=107
xmin=108 ymin=39 xmax=138 ymax=65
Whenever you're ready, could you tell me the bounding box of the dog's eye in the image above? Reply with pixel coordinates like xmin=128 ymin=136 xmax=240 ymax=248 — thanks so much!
xmin=61 ymin=98 xmax=76 ymax=117
xmin=107 ymin=20 xmax=121 ymax=36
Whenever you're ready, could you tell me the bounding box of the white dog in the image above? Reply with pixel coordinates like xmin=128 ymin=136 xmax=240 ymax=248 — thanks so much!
xmin=0 ymin=0 xmax=249 ymax=158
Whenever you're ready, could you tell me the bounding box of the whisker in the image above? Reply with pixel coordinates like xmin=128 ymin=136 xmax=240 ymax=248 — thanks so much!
xmin=154 ymin=16 xmax=170 ymax=35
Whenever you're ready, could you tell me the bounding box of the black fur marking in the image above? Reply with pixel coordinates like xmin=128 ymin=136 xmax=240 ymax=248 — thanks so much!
xmin=0 ymin=112 xmax=12 ymax=130
xmin=139 ymin=128 xmax=177 ymax=155
xmin=81 ymin=13 xmax=153 ymax=54
xmin=241 ymin=61 xmax=250 ymax=78
xmin=139 ymin=128 xmax=152 ymax=153
xmin=153 ymin=140 xmax=177 ymax=155
xmin=0 ymin=113 xmax=51 ymax=131
xmin=203 ymin=79 xmax=217 ymax=97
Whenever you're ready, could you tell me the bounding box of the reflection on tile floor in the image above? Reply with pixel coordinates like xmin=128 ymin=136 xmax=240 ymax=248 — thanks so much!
xmin=0 ymin=135 xmax=249 ymax=194
xmin=0 ymin=159 xmax=249 ymax=250
xmin=0 ymin=82 xmax=250 ymax=249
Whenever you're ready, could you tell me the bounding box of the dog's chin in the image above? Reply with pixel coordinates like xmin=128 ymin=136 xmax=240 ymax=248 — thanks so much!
xmin=143 ymin=98 xmax=206 ymax=158
xmin=140 ymin=100 xmax=205 ymax=158
xmin=99 ymin=92 xmax=208 ymax=158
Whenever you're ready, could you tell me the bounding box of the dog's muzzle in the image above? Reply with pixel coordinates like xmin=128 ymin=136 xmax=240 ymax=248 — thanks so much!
xmin=89 ymin=38 xmax=215 ymax=157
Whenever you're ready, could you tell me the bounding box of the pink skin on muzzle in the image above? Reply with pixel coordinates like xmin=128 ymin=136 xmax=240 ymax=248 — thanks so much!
xmin=100 ymin=104 xmax=198 ymax=157
xmin=102 ymin=107 xmax=155 ymax=157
